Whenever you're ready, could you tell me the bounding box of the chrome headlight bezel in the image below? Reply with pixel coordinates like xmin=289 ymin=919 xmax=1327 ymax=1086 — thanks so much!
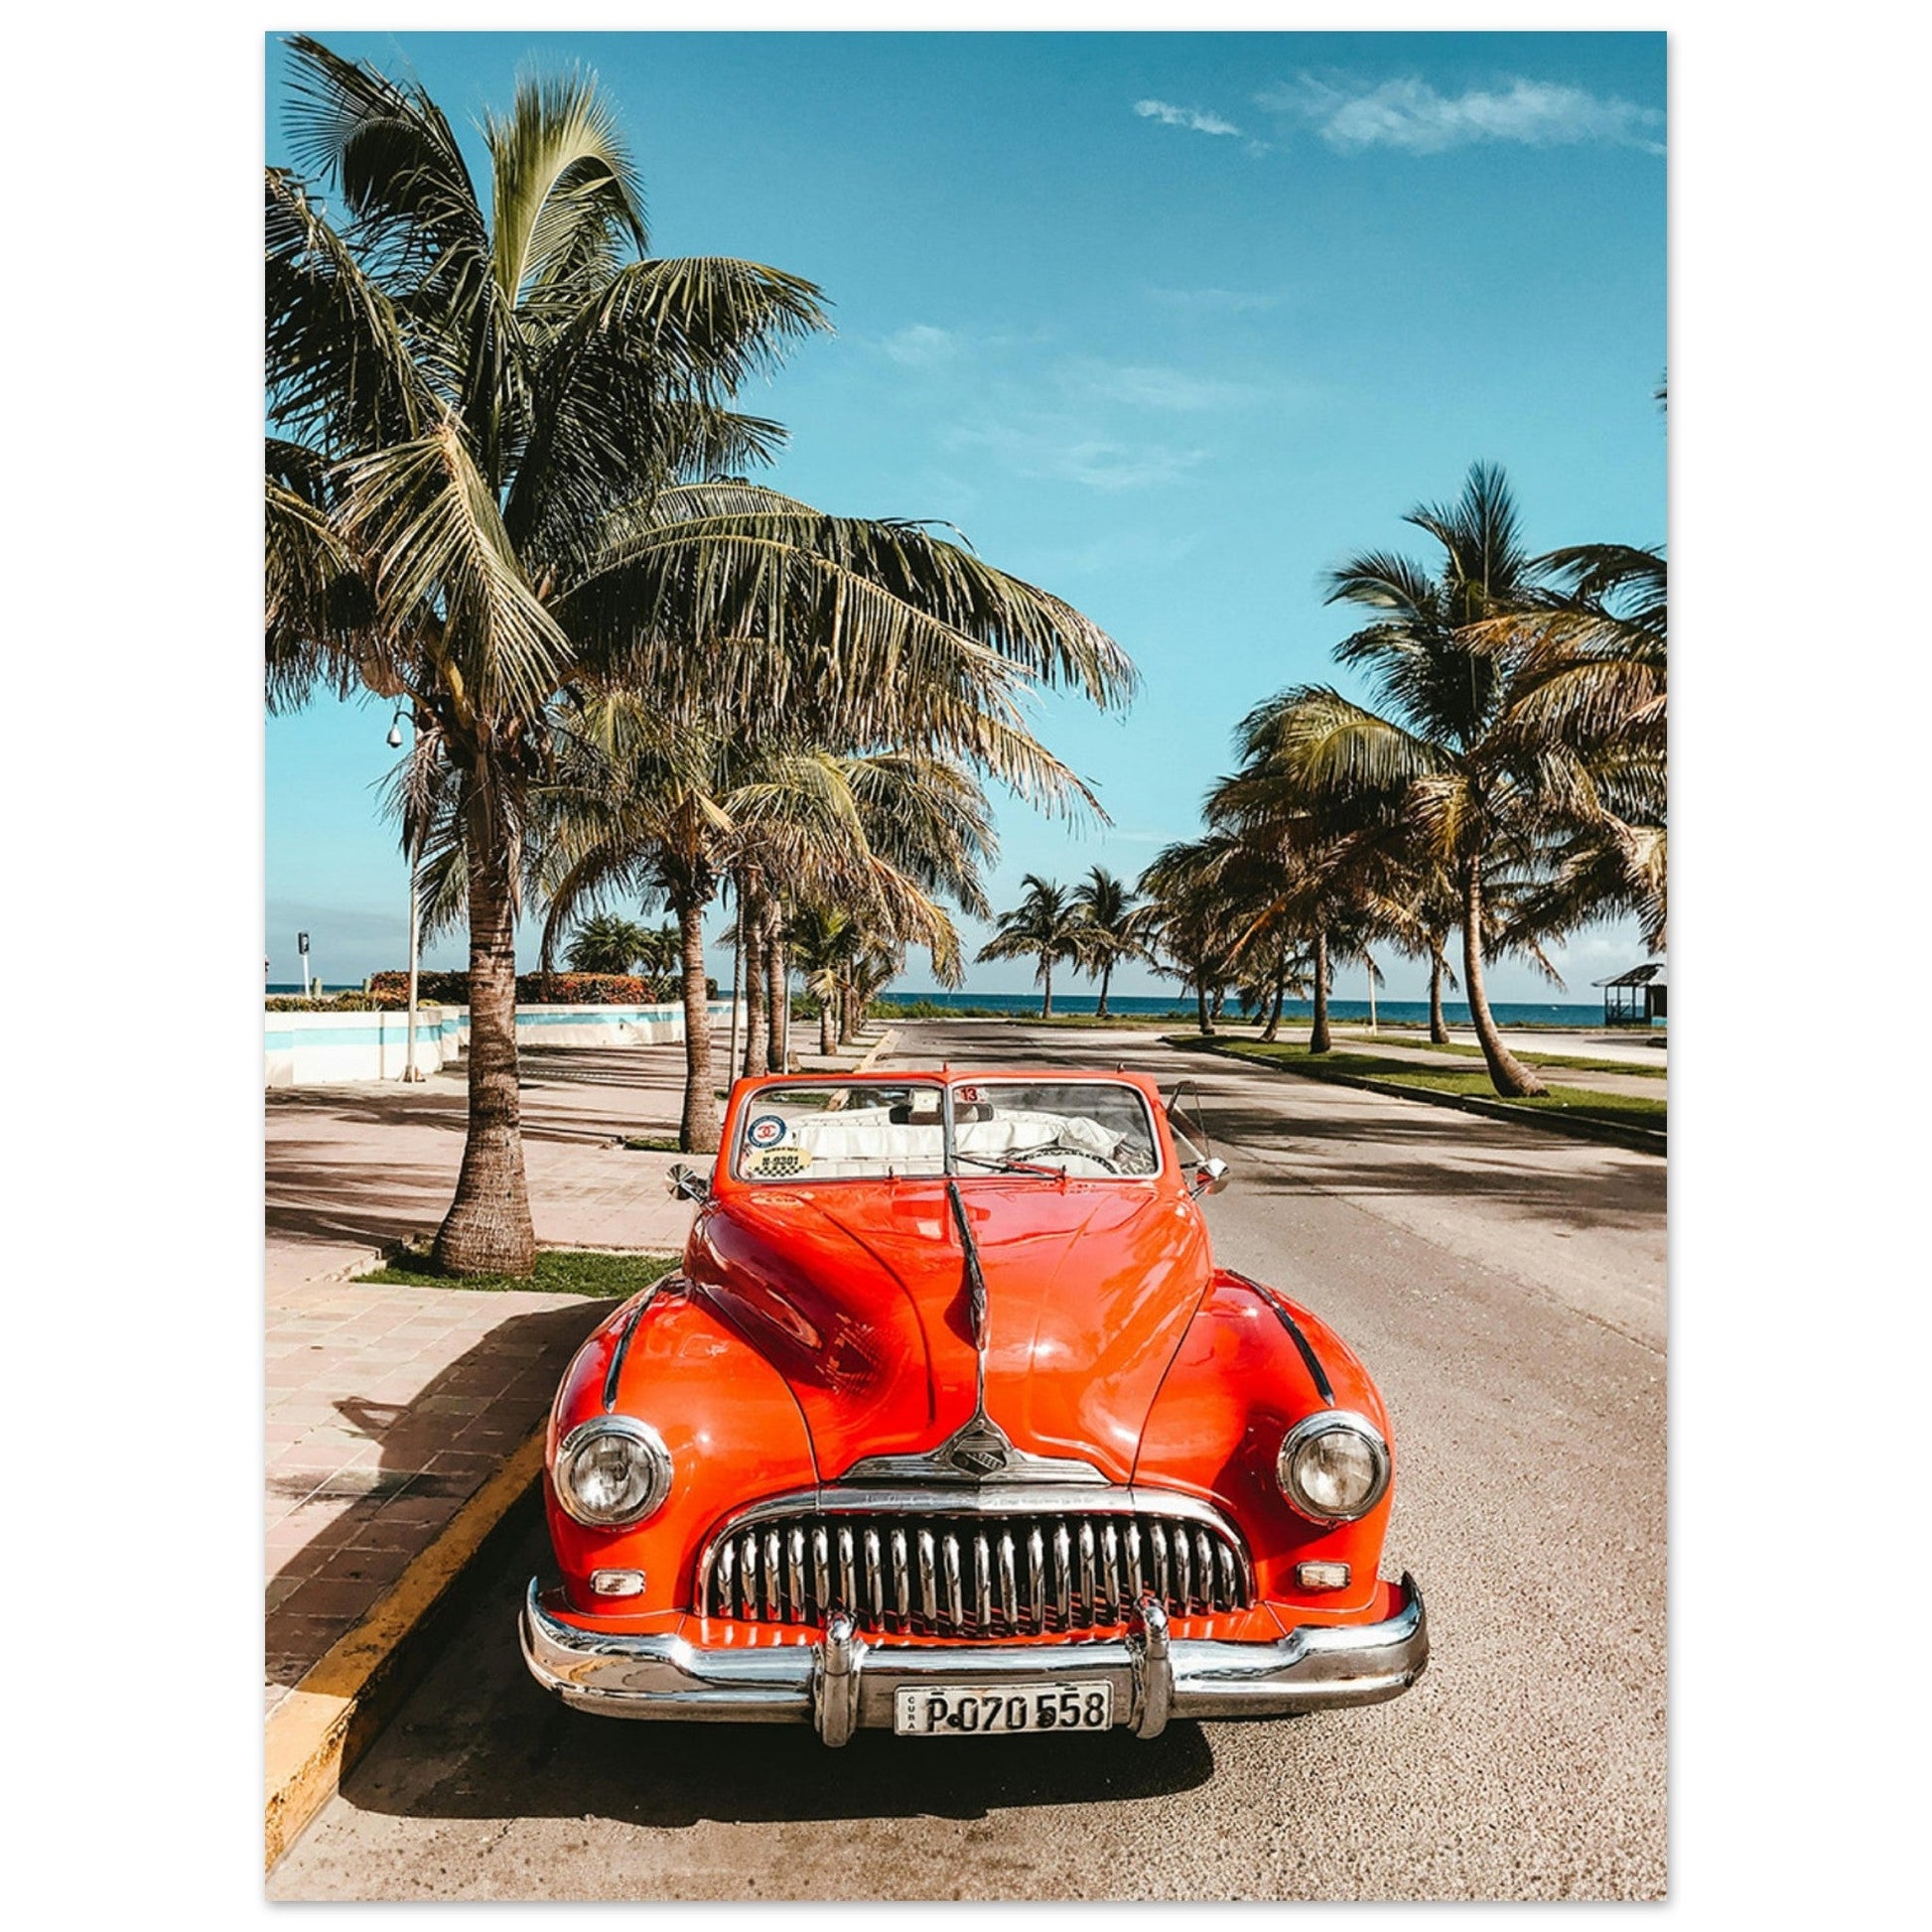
xmin=1276 ymin=1411 xmax=1391 ymax=1524
xmin=554 ymin=1416 xmax=673 ymax=1529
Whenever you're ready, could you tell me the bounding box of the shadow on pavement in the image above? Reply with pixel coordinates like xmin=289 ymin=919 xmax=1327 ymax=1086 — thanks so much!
xmin=337 ymin=1517 xmax=1220 ymax=1828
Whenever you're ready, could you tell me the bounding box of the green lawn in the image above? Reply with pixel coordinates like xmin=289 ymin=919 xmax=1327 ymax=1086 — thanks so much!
xmin=1176 ymin=1039 xmax=1667 ymax=1132
xmin=1333 ymin=1035 xmax=1669 ymax=1078
xmin=354 ymin=1248 xmax=683 ymax=1297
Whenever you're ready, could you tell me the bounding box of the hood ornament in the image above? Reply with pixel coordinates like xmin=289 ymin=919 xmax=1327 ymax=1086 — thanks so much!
xmin=840 ymin=1182 xmax=1107 ymax=1488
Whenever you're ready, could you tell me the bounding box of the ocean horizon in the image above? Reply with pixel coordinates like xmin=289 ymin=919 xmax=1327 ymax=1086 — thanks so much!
xmin=874 ymin=990 xmax=1643 ymax=1028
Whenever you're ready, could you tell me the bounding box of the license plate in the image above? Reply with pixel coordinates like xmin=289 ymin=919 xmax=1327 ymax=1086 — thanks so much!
xmin=894 ymin=1682 xmax=1113 ymax=1736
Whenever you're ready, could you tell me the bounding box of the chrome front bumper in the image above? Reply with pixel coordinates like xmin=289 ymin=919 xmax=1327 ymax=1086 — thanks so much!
xmin=519 ymin=1575 xmax=1427 ymax=1744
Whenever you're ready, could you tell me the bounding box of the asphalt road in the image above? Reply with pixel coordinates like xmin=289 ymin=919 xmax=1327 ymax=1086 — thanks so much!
xmin=270 ymin=1022 xmax=1667 ymax=1901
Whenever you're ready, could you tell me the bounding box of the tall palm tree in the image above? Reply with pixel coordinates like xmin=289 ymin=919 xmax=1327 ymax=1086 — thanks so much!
xmin=976 ymin=874 xmax=1084 ymax=1018
xmin=1068 ymin=866 xmax=1142 ymax=1019
xmin=1247 ymin=462 xmax=1557 ymax=1096
xmin=1483 ymin=543 xmax=1667 ymax=951
xmin=265 ymin=41 xmax=1134 ymax=1261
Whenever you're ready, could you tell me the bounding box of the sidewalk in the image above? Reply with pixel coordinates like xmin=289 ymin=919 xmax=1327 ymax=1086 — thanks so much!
xmin=263 ymin=1026 xmax=890 ymax=1726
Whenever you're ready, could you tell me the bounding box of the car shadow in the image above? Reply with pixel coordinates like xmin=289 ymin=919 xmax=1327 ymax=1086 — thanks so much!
xmin=334 ymin=1512 xmax=1221 ymax=1828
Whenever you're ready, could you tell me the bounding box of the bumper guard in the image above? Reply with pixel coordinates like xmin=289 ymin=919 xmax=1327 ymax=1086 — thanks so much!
xmin=519 ymin=1575 xmax=1427 ymax=1744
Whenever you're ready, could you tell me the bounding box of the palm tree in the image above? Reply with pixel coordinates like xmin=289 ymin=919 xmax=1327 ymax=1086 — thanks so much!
xmin=266 ymin=41 xmax=1134 ymax=1259
xmin=1483 ymin=543 xmax=1667 ymax=951
xmin=976 ymin=874 xmax=1084 ymax=1018
xmin=1134 ymin=838 xmax=1253 ymax=1035
xmin=1068 ymin=867 xmax=1142 ymax=1019
xmin=564 ymin=913 xmax=652 ymax=975
xmin=1247 ymin=462 xmax=1558 ymax=1096
xmin=787 ymin=904 xmax=859 ymax=1056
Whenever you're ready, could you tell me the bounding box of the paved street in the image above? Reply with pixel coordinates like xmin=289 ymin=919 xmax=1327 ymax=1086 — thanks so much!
xmin=271 ymin=1021 xmax=1666 ymax=1901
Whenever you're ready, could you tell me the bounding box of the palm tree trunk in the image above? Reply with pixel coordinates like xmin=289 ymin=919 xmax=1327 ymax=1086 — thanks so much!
xmin=1461 ymin=868 xmax=1546 ymax=1096
xmin=1261 ymin=953 xmax=1287 ymax=1042
xmin=1040 ymin=957 xmax=1053 ymax=1020
xmin=1096 ymin=960 xmax=1112 ymax=1021
xmin=675 ymin=898 xmax=721 ymax=1152
xmin=742 ymin=898 xmax=769 ymax=1078
xmin=765 ymin=919 xmax=787 ymax=1073
xmin=819 ymin=1000 xmax=836 ymax=1056
xmin=1310 ymin=925 xmax=1331 ymax=1054
xmin=433 ymin=796 xmax=534 ymax=1276
xmin=1428 ymin=938 xmax=1450 ymax=1045
xmin=1196 ymin=980 xmax=1212 ymax=1036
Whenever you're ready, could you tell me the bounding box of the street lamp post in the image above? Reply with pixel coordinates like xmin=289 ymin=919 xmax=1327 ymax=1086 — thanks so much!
xmin=389 ymin=711 xmax=427 ymax=1082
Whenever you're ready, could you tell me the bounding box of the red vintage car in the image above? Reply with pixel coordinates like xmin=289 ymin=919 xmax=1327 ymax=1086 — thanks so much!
xmin=520 ymin=1069 xmax=1427 ymax=1742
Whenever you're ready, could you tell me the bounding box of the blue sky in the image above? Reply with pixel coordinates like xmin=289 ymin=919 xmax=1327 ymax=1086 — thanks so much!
xmin=264 ymin=29 xmax=1665 ymax=1001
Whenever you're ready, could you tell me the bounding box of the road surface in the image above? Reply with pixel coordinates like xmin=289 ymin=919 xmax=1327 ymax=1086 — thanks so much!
xmin=270 ymin=1022 xmax=1666 ymax=1901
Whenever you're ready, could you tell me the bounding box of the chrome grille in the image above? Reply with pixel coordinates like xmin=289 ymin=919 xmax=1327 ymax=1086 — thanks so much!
xmin=701 ymin=1500 xmax=1251 ymax=1635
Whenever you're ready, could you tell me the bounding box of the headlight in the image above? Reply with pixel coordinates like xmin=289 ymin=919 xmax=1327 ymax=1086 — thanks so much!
xmin=1276 ymin=1412 xmax=1390 ymax=1523
xmin=554 ymin=1417 xmax=672 ymax=1528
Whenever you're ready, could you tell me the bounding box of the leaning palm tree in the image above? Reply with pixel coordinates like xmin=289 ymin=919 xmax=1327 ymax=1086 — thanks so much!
xmin=976 ymin=874 xmax=1084 ymax=1018
xmin=1246 ymin=463 xmax=1557 ymax=1095
xmin=1068 ymin=866 xmax=1142 ymax=1020
xmin=265 ymin=41 xmax=1134 ymax=1265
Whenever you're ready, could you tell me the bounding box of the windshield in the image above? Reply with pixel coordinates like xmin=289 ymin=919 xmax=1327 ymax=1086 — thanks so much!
xmin=730 ymin=1079 xmax=1162 ymax=1182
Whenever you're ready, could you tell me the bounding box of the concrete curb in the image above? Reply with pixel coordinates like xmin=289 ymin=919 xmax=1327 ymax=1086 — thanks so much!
xmin=1168 ymin=1037 xmax=1667 ymax=1158
xmin=263 ymin=1426 xmax=546 ymax=1871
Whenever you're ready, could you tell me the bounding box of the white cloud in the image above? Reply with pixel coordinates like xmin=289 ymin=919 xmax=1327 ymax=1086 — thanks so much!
xmin=882 ymin=324 xmax=962 ymax=367
xmin=1060 ymin=357 xmax=1261 ymax=412
xmin=946 ymin=420 xmax=1207 ymax=492
xmin=1257 ymin=74 xmax=1665 ymax=157
xmin=1147 ymin=287 xmax=1284 ymax=314
xmin=1134 ymin=97 xmax=1242 ymax=139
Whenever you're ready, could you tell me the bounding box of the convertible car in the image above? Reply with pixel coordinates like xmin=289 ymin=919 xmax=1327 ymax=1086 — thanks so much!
xmin=519 ymin=1069 xmax=1427 ymax=1742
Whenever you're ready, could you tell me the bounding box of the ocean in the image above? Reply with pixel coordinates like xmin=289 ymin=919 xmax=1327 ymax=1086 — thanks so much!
xmin=874 ymin=991 xmax=1638 ymax=1028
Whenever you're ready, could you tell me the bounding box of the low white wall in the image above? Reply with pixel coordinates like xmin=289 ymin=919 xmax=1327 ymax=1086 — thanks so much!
xmin=265 ymin=1001 xmax=742 ymax=1088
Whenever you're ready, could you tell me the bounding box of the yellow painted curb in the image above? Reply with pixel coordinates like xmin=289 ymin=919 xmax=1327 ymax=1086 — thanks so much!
xmin=263 ymin=1427 xmax=546 ymax=1872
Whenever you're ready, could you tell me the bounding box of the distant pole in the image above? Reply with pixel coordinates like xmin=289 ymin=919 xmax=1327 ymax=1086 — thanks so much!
xmin=389 ymin=711 xmax=427 ymax=1082
xmin=1367 ymin=958 xmax=1377 ymax=1034
xmin=402 ymin=819 xmax=425 ymax=1081
xmin=298 ymin=929 xmax=312 ymax=999
xmin=728 ymin=916 xmax=743 ymax=1080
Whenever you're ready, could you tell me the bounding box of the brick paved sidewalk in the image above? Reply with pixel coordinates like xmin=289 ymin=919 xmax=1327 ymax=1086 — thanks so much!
xmin=263 ymin=1039 xmax=719 ymax=1720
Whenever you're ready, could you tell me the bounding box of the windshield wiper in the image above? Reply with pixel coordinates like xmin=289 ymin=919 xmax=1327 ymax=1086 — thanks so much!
xmin=952 ymin=1150 xmax=1063 ymax=1177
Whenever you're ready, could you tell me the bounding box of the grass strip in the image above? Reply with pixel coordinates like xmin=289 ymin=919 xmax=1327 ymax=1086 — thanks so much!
xmin=354 ymin=1248 xmax=682 ymax=1298
xmin=1332 ymin=1035 xmax=1668 ymax=1078
xmin=1183 ymin=1040 xmax=1667 ymax=1131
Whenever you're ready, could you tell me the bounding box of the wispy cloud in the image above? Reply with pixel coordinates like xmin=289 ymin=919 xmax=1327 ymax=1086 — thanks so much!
xmin=881 ymin=324 xmax=964 ymax=367
xmin=1133 ymin=97 xmax=1242 ymax=139
xmin=946 ymin=419 xmax=1207 ymax=493
xmin=1147 ymin=286 xmax=1284 ymax=314
xmin=1257 ymin=74 xmax=1664 ymax=157
xmin=1060 ymin=357 xmax=1261 ymax=412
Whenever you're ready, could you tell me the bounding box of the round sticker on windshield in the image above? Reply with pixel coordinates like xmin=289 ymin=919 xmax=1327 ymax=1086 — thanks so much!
xmin=956 ymin=1085 xmax=984 ymax=1105
xmin=746 ymin=1114 xmax=788 ymax=1150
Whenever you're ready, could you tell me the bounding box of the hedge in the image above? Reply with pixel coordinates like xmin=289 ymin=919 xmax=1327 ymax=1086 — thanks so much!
xmin=264 ymin=992 xmax=446 ymax=1014
xmin=364 ymin=970 xmax=677 ymax=1007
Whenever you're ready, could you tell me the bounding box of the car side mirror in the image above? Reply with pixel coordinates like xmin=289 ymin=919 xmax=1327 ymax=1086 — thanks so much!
xmin=665 ymin=1164 xmax=710 ymax=1204
xmin=1190 ymin=1158 xmax=1231 ymax=1198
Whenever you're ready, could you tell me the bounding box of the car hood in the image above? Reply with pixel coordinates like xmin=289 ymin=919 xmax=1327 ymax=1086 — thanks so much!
xmin=686 ymin=1179 xmax=1212 ymax=1484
